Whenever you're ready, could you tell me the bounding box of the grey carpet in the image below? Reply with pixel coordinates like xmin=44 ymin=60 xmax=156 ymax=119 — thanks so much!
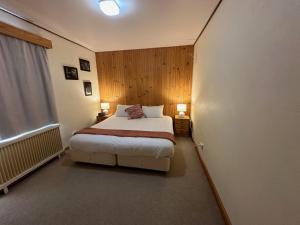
xmin=0 ymin=137 xmax=225 ymax=225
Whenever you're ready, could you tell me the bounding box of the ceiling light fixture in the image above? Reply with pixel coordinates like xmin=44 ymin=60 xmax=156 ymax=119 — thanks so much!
xmin=99 ymin=0 xmax=120 ymax=16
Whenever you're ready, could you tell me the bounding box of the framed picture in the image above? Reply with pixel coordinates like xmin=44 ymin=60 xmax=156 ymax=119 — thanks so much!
xmin=79 ymin=58 xmax=90 ymax=72
xmin=64 ymin=66 xmax=78 ymax=80
xmin=83 ymin=81 xmax=92 ymax=96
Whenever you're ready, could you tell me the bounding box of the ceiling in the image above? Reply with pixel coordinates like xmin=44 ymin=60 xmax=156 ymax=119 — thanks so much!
xmin=0 ymin=0 xmax=219 ymax=52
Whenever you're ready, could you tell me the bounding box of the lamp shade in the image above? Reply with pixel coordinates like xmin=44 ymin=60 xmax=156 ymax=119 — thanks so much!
xmin=100 ymin=102 xmax=110 ymax=110
xmin=177 ymin=104 xmax=187 ymax=112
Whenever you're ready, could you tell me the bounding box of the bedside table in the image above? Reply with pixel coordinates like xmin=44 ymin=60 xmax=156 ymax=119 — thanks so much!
xmin=96 ymin=114 xmax=112 ymax=123
xmin=174 ymin=115 xmax=190 ymax=136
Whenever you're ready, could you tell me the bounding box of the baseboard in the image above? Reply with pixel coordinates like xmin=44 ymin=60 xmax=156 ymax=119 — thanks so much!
xmin=193 ymin=140 xmax=232 ymax=225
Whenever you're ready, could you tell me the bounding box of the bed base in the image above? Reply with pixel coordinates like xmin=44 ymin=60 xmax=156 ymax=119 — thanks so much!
xmin=118 ymin=155 xmax=170 ymax=172
xmin=69 ymin=151 xmax=170 ymax=172
xmin=69 ymin=150 xmax=117 ymax=166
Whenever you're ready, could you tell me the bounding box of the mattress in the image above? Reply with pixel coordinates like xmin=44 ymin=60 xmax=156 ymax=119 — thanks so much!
xmin=69 ymin=116 xmax=175 ymax=158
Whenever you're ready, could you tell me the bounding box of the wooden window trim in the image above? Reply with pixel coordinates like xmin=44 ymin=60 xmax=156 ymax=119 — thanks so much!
xmin=0 ymin=21 xmax=52 ymax=49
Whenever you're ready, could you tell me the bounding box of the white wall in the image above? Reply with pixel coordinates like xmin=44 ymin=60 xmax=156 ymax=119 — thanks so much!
xmin=0 ymin=11 xmax=100 ymax=147
xmin=191 ymin=0 xmax=300 ymax=225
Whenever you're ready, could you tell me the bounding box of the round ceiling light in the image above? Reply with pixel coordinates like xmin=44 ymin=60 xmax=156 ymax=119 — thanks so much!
xmin=99 ymin=0 xmax=120 ymax=16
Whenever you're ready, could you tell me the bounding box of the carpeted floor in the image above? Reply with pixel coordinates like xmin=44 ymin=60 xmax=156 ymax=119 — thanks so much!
xmin=0 ymin=137 xmax=225 ymax=225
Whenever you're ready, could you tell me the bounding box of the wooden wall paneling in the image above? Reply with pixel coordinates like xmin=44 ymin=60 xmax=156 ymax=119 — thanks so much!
xmin=96 ymin=45 xmax=193 ymax=117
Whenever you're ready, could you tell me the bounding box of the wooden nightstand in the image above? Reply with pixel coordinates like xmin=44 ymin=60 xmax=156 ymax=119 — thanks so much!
xmin=174 ymin=115 xmax=190 ymax=136
xmin=96 ymin=114 xmax=112 ymax=123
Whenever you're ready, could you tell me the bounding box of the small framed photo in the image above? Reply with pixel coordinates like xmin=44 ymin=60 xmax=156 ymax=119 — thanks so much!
xmin=79 ymin=58 xmax=90 ymax=72
xmin=83 ymin=81 xmax=92 ymax=96
xmin=64 ymin=66 xmax=78 ymax=80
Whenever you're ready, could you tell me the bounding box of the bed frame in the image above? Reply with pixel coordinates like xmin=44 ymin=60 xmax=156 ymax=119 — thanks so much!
xmin=69 ymin=150 xmax=171 ymax=172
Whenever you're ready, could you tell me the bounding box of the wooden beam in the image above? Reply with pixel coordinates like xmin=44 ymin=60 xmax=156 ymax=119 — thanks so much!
xmin=0 ymin=21 xmax=52 ymax=49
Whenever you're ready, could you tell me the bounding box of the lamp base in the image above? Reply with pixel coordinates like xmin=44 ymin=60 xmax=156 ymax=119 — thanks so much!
xmin=178 ymin=111 xmax=185 ymax=118
xmin=102 ymin=109 xmax=108 ymax=115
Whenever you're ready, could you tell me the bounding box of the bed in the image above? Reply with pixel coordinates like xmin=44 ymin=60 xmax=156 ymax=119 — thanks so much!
xmin=69 ymin=115 xmax=175 ymax=171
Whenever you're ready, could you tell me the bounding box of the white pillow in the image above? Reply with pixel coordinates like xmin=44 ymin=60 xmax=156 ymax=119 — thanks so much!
xmin=115 ymin=104 xmax=132 ymax=117
xmin=142 ymin=105 xmax=164 ymax=118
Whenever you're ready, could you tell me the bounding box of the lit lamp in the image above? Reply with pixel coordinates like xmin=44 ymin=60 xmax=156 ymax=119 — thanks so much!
xmin=177 ymin=104 xmax=187 ymax=118
xmin=99 ymin=0 xmax=120 ymax=16
xmin=100 ymin=102 xmax=110 ymax=115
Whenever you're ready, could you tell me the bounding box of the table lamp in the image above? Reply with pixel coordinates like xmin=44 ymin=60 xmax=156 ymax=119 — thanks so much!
xmin=100 ymin=102 xmax=110 ymax=115
xmin=177 ymin=104 xmax=187 ymax=118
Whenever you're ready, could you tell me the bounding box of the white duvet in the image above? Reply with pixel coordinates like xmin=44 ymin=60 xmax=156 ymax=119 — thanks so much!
xmin=69 ymin=116 xmax=175 ymax=158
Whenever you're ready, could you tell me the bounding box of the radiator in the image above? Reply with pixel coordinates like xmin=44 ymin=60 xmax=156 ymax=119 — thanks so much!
xmin=0 ymin=125 xmax=63 ymax=194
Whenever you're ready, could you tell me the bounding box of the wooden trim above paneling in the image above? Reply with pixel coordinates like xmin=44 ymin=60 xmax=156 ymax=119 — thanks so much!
xmin=194 ymin=0 xmax=223 ymax=45
xmin=0 ymin=21 xmax=52 ymax=48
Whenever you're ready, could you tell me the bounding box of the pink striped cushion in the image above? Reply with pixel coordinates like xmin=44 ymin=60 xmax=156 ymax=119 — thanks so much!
xmin=125 ymin=104 xmax=144 ymax=119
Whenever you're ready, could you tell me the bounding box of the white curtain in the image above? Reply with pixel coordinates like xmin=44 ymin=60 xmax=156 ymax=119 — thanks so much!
xmin=0 ymin=34 xmax=58 ymax=140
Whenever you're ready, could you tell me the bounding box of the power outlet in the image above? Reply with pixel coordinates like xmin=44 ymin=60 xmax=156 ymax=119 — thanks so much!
xmin=196 ymin=142 xmax=205 ymax=151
